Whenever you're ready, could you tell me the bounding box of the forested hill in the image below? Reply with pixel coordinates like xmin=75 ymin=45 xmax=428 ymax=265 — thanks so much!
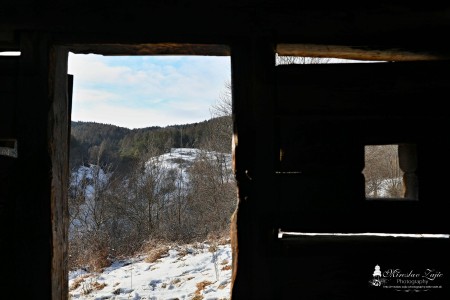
xmin=69 ymin=117 xmax=231 ymax=173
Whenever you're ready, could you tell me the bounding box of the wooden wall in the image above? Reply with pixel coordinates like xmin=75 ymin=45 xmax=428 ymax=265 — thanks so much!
xmin=1 ymin=2 xmax=450 ymax=300
xmin=272 ymin=60 xmax=450 ymax=299
xmin=0 ymin=56 xmax=18 ymax=294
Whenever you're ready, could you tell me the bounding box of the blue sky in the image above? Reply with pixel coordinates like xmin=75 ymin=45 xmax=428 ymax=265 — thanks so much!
xmin=68 ymin=53 xmax=231 ymax=129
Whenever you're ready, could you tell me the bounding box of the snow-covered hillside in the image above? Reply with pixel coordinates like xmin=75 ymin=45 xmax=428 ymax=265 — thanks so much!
xmin=68 ymin=148 xmax=234 ymax=299
xmin=71 ymin=148 xmax=232 ymax=198
xmin=69 ymin=242 xmax=232 ymax=300
xmin=69 ymin=148 xmax=233 ymax=233
xmin=146 ymin=148 xmax=232 ymax=181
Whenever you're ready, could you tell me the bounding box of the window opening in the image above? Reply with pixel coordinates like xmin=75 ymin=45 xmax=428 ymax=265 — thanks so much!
xmin=67 ymin=53 xmax=234 ymax=299
xmin=364 ymin=144 xmax=418 ymax=200
xmin=0 ymin=51 xmax=21 ymax=56
xmin=364 ymin=144 xmax=403 ymax=198
xmin=0 ymin=139 xmax=17 ymax=158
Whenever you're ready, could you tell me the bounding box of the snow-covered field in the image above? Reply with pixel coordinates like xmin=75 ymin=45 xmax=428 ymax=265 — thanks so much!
xmin=69 ymin=242 xmax=232 ymax=300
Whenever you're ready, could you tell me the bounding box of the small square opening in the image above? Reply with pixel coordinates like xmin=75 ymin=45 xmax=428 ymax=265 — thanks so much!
xmin=364 ymin=144 xmax=418 ymax=200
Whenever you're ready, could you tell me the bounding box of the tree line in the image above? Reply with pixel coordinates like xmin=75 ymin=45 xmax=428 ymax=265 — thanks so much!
xmin=70 ymin=117 xmax=231 ymax=175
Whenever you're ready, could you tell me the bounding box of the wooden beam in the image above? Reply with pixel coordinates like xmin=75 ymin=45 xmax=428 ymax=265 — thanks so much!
xmin=68 ymin=43 xmax=230 ymax=56
xmin=277 ymin=44 xmax=450 ymax=61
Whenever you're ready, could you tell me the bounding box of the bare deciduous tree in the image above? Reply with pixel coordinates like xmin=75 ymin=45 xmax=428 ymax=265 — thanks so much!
xmin=276 ymin=54 xmax=331 ymax=65
xmin=203 ymin=80 xmax=233 ymax=154
xmin=68 ymin=162 xmax=115 ymax=270
xmin=187 ymin=149 xmax=236 ymax=237
xmin=364 ymin=145 xmax=403 ymax=198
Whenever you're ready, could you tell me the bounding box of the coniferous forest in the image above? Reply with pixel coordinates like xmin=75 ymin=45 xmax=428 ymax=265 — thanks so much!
xmin=70 ymin=117 xmax=231 ymax=173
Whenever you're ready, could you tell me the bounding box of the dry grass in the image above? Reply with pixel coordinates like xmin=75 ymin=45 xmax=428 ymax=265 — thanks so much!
xmin=207 ymin=230 xmax=231 ymax=246
xmin=144 ymin=245 xmax=171 ymax=263
xmin=191 ymin=295 xmax=203 ymax=300
xmin=69 ymin=277 xmax=84 ymax=291
xmin=176 ymin=246 xmax=190 ymax=257
xmin=221 ymin=265 xmax=232 ymax=271
xmin=208 ymin=244 xmax=218 ymax=253
xmin=88 ymin=249 xmax=110 ymax=272
xmin=70 ymin=237 xmax=111 ymax=273
xmin=92 ymin=281 xmax=107 ymax=290
xmin=193 ymin=242 xmax=205 ymax=250
xmin=69 ymin=274 xmax=91 ymax=291
xmin=217 ymin=236 xmax=231 ymax=246
xmin=195 ymin=280 xmax=213 ymax=295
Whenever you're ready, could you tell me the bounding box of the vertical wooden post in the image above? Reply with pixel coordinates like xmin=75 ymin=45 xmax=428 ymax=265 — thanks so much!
xmin=0 ymin=54 xmax=18 ymax=294
xmin=14 ymin=33 xmax=69 ymax=299
xmin=230 ymin=36 xmax=276 ymax=299
xmin=49 ymin=46 xmax=70 ymax=300
xmin=398 ymin=143 xmax=418 ymax=200
xmin=15 ymin=32 xmax=53 ymax=299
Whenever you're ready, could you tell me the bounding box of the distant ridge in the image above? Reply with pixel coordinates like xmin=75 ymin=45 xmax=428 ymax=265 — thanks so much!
xmin=69 ymin=117 xmax=232 ymax=173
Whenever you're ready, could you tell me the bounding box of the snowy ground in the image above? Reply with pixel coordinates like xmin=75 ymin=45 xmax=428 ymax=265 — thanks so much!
xmin=69 ymin=242 xmax=232 ymax=300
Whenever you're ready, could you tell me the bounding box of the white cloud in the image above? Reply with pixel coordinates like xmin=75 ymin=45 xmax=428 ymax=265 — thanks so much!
xmin=68 ymin=53 xmax=231 ymax=128
xmin=69 ymin=54 xmax=130 ymax=83
xmin=72 ymin=88 xmax=119 ymax=103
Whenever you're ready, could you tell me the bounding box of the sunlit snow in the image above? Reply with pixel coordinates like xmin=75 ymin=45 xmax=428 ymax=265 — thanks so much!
xmin=69 ymin=242 xmax=232 ymax=299
xmin=69 ymin=148 xmax=233 ymax=299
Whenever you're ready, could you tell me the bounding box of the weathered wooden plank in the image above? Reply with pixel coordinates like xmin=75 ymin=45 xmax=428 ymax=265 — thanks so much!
xmin=276 ymin=173 xmax=364 ymax=210
xmin=277 ymin=118 xmax=365 ymax=172
xmin=277 ymin=43 xmax=450 ymax=61
xmin=0 ymin=57 xmax=18 ymax=71
xmin=0 ymin=156 xmax=15 ymax=292
xmin=230 ymin=38 xmax=277 ymax=300
xmin=276 ymin=61 xmax=450 ymax=117
xmin=275 ymin=182 xmax=450 ymax=234
xmin=0 ymin=57 xmax=18 ymax=138
xmin=69 ymin=43 xmax=230 ymax=56
xmin=0 ymin=77 xmax=16 ymax=92
xmin=49 ymin=46 xmax=69 ymax=300
xmin=14 ymin=32 xmax=52 ymax=298
xmin=278 ymin=116 xmax=447 ymax=149
xmin=274 ymin=236 xmax=450 ymax=299
xmin=0 ymin=93 xmax=16 ymax=138
xmin=0 ymin=55 xmax=18 ymax=293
